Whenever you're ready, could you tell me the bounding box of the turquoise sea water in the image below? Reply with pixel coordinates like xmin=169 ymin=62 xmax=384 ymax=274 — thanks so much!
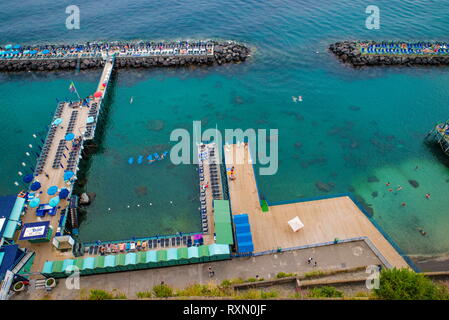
xmin=1 ymin=1 xmax=449 ymax=260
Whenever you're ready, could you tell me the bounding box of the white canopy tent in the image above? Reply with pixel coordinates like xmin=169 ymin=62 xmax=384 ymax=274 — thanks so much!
xmin=288 ymin=216 xmax=304 ymax=232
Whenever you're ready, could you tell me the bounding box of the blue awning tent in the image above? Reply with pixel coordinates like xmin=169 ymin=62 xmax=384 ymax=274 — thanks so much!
xmin=233 ymin=214 xmax=254 ymax=254
xmin=0 ymin=196 xmax=17 ymax=241
xmin=47 ymin=185 xmax=58 ymax=195
xmin=59 ymin=189 xmax=69 ymax=199
xmin=2 ymin=197 xmax=26 ymax=240
xmin=0 ymin=245 xmax=25 ymax=281
xmin=41 ymin=49 xmax=50 ymax=54
xmin=22 ymin=174 xmax=33 ymax=183
xmin=30 ymin=181 xmax=41 ymax=191
xmin=63 ymin=171 xmax=74 ymax=181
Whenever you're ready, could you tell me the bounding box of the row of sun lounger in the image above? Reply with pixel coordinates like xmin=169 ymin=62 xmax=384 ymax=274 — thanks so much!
xmin=85 ymin=236 xmax=196 ymax=256
xmin=65 ymin=110 xmax=79 ymax=135
xmin=54 ymin=102 xmax=65 ymax=118
xmin=35 ymin=125 xmax=58 ymax=174
xmin=208 ymin=147 xmax=222 ymax=200
xmin=66 ymin=142 xmax=81 ymax=172
xmin=84 ymin=102 xmax=98 ymax=138
xmin=52 ymin=139 xmax=67 ymax=169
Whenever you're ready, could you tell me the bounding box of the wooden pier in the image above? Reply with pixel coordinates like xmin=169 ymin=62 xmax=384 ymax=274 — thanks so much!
xmin=223 ymin=142 xmax=409 ymax=269
xmin=14 ymin=57 xmax=115 ymax=271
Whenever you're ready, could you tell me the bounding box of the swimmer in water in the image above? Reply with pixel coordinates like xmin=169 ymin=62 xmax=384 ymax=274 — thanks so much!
xmin=397 ymin=186 xmax=402 ymax=191
xmin=401 ymin=202 xmax=406 ymax=207
xmin=425 ymin=193 xmax=431 ymax=199
xmin=386 ymin=182 xmax=391 ymax=186
xmin=388 ymin=188 xmax=393 ymax=192
xmin=292 ymin=96 xmax=298 ymax=103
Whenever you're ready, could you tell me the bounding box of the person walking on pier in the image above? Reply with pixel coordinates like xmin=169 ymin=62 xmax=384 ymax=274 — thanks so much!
xmin=208 ymin=266 xmax=215 ymax=277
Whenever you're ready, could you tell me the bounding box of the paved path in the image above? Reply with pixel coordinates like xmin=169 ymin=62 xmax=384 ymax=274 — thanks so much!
xmin=13 ymin=240 xmax=382 ymax=300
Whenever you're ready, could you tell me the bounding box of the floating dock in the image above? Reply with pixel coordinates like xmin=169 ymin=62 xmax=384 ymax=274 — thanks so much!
xmin=223 ymin=142 xmax=410 ymax=269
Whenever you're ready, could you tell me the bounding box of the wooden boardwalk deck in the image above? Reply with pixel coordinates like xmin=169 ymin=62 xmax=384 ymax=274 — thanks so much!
xmin=223 ymin=143 xmax=409 ymax=269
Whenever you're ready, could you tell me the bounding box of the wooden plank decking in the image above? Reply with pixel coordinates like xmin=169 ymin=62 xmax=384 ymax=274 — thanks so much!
xmin=223 ymin=143 xmax=409 ymax=269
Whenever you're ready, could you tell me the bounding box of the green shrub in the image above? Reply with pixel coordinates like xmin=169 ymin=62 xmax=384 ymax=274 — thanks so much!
xmin=246 ymin=278 xmax=257 ymax=282
xmin=307 ymin=286 xmax=344 ymax=298
xmin=152 ymin=284 xmax=174 ymax=298
xmin=136 ymin=290 xmax=153 ymax=299
xmin=89 ymin=289 xmax=114 ymax=300
xmin=176 ymin=283 xmax=225 ymax=297
xmin=276 ymin=272 xmax=296 ymax=279
xmin=303 ymin=270 xmax=326 ymax=279
xmin=374 ymin=268 xmax=449 ymax=300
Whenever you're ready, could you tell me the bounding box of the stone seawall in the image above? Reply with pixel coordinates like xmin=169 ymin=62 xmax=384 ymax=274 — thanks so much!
xmin=0 ymin=42 xmax=250 ymax=72
xmin=329 ymin=41 xmax=449 ymax=67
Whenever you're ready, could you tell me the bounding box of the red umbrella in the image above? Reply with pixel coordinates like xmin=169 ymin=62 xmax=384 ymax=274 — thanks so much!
xmin=94 ymin=91 xmax=103 ymax=98
xmin=102 ymin=83 xmax=107 ymax=87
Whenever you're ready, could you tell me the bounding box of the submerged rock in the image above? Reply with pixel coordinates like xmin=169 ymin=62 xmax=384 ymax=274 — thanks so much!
xmin=294 ymin=141 xmax=302 ymax=149
xmin=349 ymin=106 xmax=361 ymax=111
xmin=79 ymin=193 xmax=90 ymax=205
xmin=315 ymin=181 xmax=334 ymax=192
xmin=371 ymin=191 xmax=378 ymax=198
xmin=408 ymin=180 xmax=419 ymax=188
xmin=147 ymin=119 xmax=165 ymax=131
xmin=135 ymin=186 xmax=148 ymax=197
xmin=367 ymin=176 xmax=379 ymax=183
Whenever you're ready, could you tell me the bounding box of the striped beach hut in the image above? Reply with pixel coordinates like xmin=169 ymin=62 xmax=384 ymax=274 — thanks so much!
xmin=156 ymin=249 xmax=168 ymax=267
xmin=93 ymin=256 xmax=105 ymax=274
xmin=177 ymin=247 xmax=189 ymax=265
xmin=208 ymin=244 xmax=231 ymax=261
xmin=62 ymin=259 xmax=75 ymax=275
xmin=41 ymin=261 xmax=53 ymax=278
xmin=166 ymin=248 xmax=178 ymax=266
xmin=104 ymin=254 xmax=116 ymax=272
xmin=145 ymin=250 xmax=158 ymax=269
xmin=125 ymin=253 xmax=137 ymax=270
xmin=82 ymin=257 xmax=95 ymax=275
xmin=187 ymin=246 xmax=200 ymax=263
xmin=198 ymin=245 xmax=210 ymax=263
xmin=115 ymin=254 xmax=127 ymax=271
xmin=136 ymin=251 xmax=147 ymax=270
xmin=51 ymin=260 xmax=65 ymax=278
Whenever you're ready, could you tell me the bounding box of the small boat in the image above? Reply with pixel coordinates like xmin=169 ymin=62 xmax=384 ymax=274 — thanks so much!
xmin=130 ymin=96 xmax=133 ymax=104
xmin=137 ymin=156 xmax=143 ymax=164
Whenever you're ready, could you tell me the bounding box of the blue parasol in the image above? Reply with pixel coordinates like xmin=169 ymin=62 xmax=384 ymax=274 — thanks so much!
xmin=23 ymin=174 xmax=34 ymax=183
xmin=49 ymin=196 xmax=60 ymax=207
xmin=63 ymin=171 xmax=74 ymax=181
xmin=47 ymin=185 xmax=58 ymax=195
xmin=29 ymin=50 xmax=37 ymax=55
xmin=29 ymin=198 xmax=41 ymax=208
xmin=86 ymin=116 xmax=94 ymax=124
xmin=53 ymin=118 xmax=63 ymax=126
xmin=65 ymin=133 xmax=75 ymax=141
xmin=59 ymin=188 xmax=70 ymax=199
xmin=41 ymin=49 xmax=50 ymax=54
xmin=30 ymin=181 xmax=41 ymax=191
xmin=5 ymin=44 xmax=12 ymax=50
xmin=13 ymin=44 xmax=21 ymax=49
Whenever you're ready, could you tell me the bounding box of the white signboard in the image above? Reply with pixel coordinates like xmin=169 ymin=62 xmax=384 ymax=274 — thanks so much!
xmin=23 ymin=225 xmax=46 ymax=238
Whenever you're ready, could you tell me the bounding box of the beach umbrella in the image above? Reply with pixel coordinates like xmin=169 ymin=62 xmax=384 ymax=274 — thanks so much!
xmin=47 ymin=185 xmax=58 ymax=195
xmin=63 ymin=171 xmax=74 ymax=181
xmin=65 ymin=133 xmax=75 ymax=141
xmin=30 ymin=181 xmax=41 ymax=191
xmin=29 ymin=50 xmax=37 ymax=55
xmin=94 ymin=91 xmax=102 ymax=98
xmin=53 ymin=118 xmax=63 ymax=126
xmin=13 ymin=44 xmax=21 ymax=49
xmin=102 ymin=83 xmax=107 ymax=87
xmin=59 ymin=188 xmax=70 ymax=199
xmin=49 ymin=196 xmax=60 ymax=207
xmin=23 ymin=50 xmax=30 ymax=54
xmin=86 ymin=116 xmax=94 ymax=124
xmin=5 ymin=44 xmax=12 ymax=50
xmin=42 ymin=49 xmax=50 ymax=54
xmin=23 ymin=174 xmax=34 ymax=183
xmin=29 ymin=198 xmax=41 ymax=208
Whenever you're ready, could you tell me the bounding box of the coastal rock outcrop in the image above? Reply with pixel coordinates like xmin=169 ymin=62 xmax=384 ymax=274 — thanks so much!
xmin=0 ymin=41 xmax=250 ymax=72
xmin=329 ymin=41 xmax=449 ymax=67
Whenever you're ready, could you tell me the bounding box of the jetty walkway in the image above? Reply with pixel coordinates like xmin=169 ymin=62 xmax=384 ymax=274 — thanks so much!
xmin=15 ymin=56 xmax=115 ymax=271
xmin=0 ymin=41 xmax=250 ymax=72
